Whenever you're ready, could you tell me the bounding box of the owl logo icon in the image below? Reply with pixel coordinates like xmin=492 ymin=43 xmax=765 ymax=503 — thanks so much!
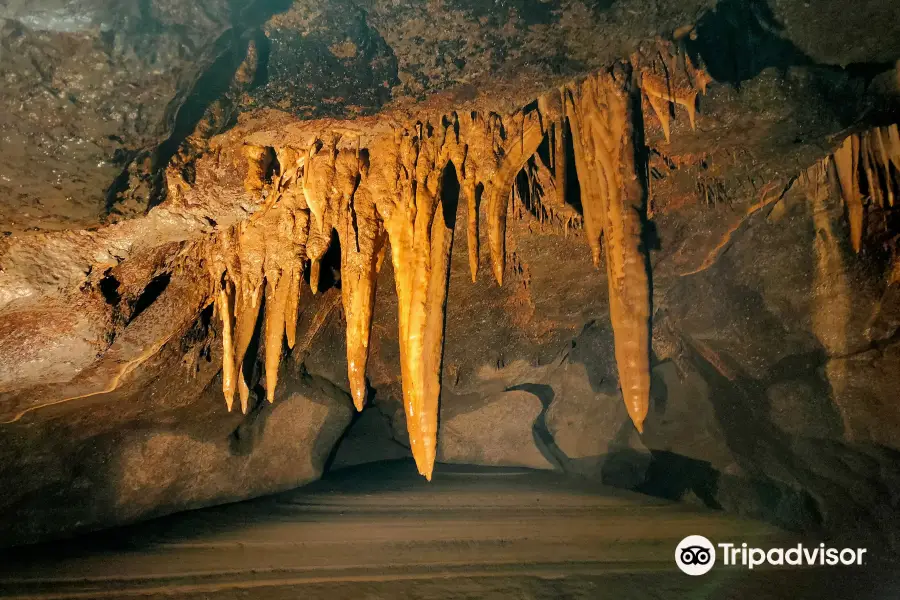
xmin=675 ymin=535 xmax=716 ymax=575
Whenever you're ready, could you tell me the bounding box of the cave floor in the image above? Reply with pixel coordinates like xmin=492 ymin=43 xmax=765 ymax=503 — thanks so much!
xmin=0 ymin=460 xmax=892 ymax=599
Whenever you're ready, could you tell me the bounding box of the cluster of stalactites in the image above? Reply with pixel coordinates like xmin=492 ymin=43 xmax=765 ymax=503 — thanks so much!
xmin=206 ymin=146 xmax=311 ymax=415
xmin=829 ymin=125 xmax=900 ymax=252
xmin=205 ymin=69 xmax=654 ymax=479
xmin=634 ymin=39 xmax=712 ymax=143
xmin=204 ymin=107 xmax=553 ymax=480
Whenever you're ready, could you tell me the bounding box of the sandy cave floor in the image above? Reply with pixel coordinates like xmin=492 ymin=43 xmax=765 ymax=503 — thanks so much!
xmin=0 ymin=460 xmax=896 ymax=599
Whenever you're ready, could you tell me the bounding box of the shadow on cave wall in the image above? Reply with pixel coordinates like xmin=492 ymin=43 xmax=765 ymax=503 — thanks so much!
xmin=507 ymin=382 xmax=566 ymax=471
xmin=534 ymin=289 xmax=900 ymax=545
xmin=141 ymin=0 xmax=295 ymax=210
xmin=686 ymin=0 xmax=813 ymax=86
xmin=649 ymin=332 xmax=900 ymax=546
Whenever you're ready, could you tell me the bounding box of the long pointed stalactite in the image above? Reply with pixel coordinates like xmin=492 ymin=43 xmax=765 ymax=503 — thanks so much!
xmin=201 ymin=56 xmax=714 ymax=478
xmin=339 ymin=163 xmax=387 ymax=413
xmin=565 ymin=70 xmax=652 ymax=433
xmin=484 ymin=110 xmax=546 ymax=286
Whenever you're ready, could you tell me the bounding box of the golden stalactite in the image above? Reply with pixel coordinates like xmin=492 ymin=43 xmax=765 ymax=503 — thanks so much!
xmin=261 ymin=206 xmax=297 ymax=403
xmin=633 ymin=39 xmax=712 ymax=143
xmin=641 ymin=73 xmax=698 ymax=132
xmin=525 ymin=151 xmax=582 ymax=232
xmin=457 ymin=112 xmax=498 ymax=283
xmin=285 ymin=211 xmax=310 ymax=350
xmin=309 ymin=259 xmax=321 ymax=294
xmin=217 ymin=284 xmax=236 ymax=408
xmin=202 ymin=65 xmax=674 ymax=476
xmin=207 ymin=149 xmax=313 ymax=412
xmin=565 ymin=71 xmax=652 ymax=433
xmin=871 ymin=128 xmax=894 ymax=208
xmin=484 ymin=109 xmax=545 ymax=286
xmin=230 ymin=220 xmax=265 ymax=414
xmin=368 ymin=128 xmax=431 ymax=479
xmin=337 ymin=154 xmax=388 ymax=412
xmin=208 ymin=229 xmax=238 ymax=411
xmin=302 ymin=137 xmax=338 ymax=233
xmin=829 ymin=125 xmax=900 ymax=253
xmin=537 ymin=89 xmax=569 ymax=223
xmin=242 ymin=144 xmax=272 ymax=193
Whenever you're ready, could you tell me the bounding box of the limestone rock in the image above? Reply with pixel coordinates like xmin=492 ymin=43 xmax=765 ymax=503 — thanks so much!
xmin=766 ymin=379 xmax=844 ymax=438
xmin=437 ymin=390 xmax=555 ymax=471
xmin=641 ymin=361 xmax=736 ymax=470
xmin=545 ymin=361 xmax=651 ymax=488
xmin=0 ymin=342 xmax=353 ymax=547
xmin=0 ymin=293 xmax=113 ymax=392
xmin=116 ymin=374 xmax=352 ymax=523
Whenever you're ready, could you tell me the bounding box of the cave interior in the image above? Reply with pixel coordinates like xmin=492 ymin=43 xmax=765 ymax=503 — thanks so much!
xmin=1 ymin=0 xmax=900 ymax=596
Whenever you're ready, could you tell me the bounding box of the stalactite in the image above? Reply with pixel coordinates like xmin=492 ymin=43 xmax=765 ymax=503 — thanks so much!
xmin=206 ymin=227 xmax=237 ymax=411
xmin=485 ymin=110 xmax=545 ymax=285
xmin=538 ymin=89 xmax=568 ymax=210
xmin=230 ymin=220 xmax=264 ymax=414
xmin=643 ymin=88 xmax=673 ymax=143
xmin=685 ymin=54 xmax=713 ymax=95
xmin=872 ymin=128 xmax=894 ymax=207
xmin=828 ymin=126 xmax=900 ymax=252
xmin=243 ymin=145 xmax=272 ymax=194
xmin=457 ymin=113 xmax=496 ymax=283
xmin=887 ymin=125 xmax=900 ymax=171
xmin=338 ymin=158 xmax=388 ymax=412
xmin=260 ymin=207 xmax=293 ymax=402
xmin=521 ymin=153 xmax=582 ymax=230
xmin=369 ymin=128 xmax=434 ymax=479
xmin=833 ymin=135 xmax=862 ymax=252
xmin=565 ymin=71 xmax=652 ymax=433
xmin=309 ymin=259 xmax=321 ymax=294
xmin=203 ymin=66 xmax=670 ymax=475
xmin=216 ymin=285 xmax=236 ymax=410
xmin=634 ymin=40 xmax=712 ymax=143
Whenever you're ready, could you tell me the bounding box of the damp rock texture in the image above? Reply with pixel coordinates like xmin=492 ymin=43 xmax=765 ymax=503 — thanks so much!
xmin=1 ymin=0 xmax=900 ymax=553
xmin=0 ymin=278 xmax=353 ymax=545
xmin=437 ymin=389 xmax=555 ymax=470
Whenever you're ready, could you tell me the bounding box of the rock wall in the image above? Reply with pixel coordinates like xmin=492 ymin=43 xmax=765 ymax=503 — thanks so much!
xmin=0 ymin=282 xmax=353 ymax=546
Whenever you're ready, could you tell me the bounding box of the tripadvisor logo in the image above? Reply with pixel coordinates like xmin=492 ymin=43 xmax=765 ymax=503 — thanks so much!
xmin=675 ymin=536 xmax=868 ymax=575
xmin=676 ymin=535 xmax=716 ymax=575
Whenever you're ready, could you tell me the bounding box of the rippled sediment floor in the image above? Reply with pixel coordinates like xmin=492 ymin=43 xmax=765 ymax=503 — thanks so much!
xmin=0 ymin=460 xmax=894 ymax=599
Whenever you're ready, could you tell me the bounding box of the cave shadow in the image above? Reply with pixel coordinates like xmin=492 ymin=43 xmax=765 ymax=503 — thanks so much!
xmin=321 ymin=402 xmax=412 ymax=476
xmin=672 ymin=331 xmax=900 ymax=547
xmin=685 ymin=0 xmax=814 ymax=87
xmin=145 ymin=0 xmax=295 ymax=210
xmin=675 ymin=336 xmax=828 ymax=533
xmin=636 ymin=451 xmax=722 ymax=509
xmin=506 ymin=383 xmax=566 ymax=471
